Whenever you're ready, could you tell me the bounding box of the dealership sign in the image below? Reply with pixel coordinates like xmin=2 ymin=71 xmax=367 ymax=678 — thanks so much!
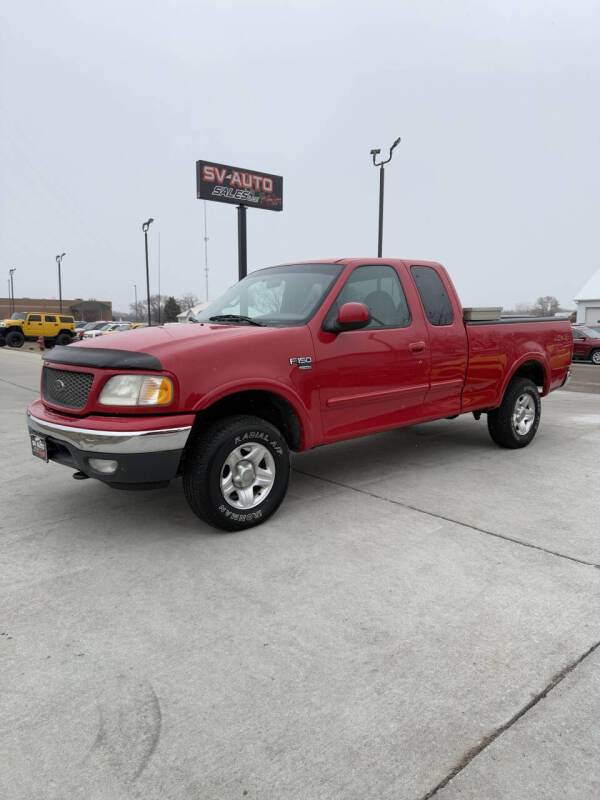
xmin=196 ymin=160 xmax=283 ymax=211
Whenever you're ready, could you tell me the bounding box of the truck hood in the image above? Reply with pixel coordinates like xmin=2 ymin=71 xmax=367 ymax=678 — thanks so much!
xmin=49 ymin=322 xmax=287 ymax=371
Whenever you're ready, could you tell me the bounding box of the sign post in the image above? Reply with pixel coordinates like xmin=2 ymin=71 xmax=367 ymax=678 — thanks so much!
xmin=196 ymin=160 xmax=283 ymax=280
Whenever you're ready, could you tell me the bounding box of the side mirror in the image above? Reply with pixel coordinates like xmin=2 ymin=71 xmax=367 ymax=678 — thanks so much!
xmin=324 ymin=302 xmax=371 ymax=333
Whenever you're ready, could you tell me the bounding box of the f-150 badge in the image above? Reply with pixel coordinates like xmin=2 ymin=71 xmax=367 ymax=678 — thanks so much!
xmin=289 ymin=356 xmax=312 ymax=370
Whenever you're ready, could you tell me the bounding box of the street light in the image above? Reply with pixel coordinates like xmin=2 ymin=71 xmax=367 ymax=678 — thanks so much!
xmin=142 ymin=218 xmax=154 ymax=326
xmin=370 ymin=136 xmax=401 ymax=257
xmin=9 ymin=268 xmax=16 ymax=315
xmin=55 ymin=253 xmax=66 ymax=312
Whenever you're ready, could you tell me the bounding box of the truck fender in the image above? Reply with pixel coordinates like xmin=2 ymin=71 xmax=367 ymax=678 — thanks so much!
xmin=192 ymin=378 xmax=315 ymax=450
xmin=500 ymin=353 xmax=550 ymax=402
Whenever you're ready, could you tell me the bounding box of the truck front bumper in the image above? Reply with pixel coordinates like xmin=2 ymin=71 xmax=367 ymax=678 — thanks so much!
xmin=27 ymin=407 xmax=194 ymax=488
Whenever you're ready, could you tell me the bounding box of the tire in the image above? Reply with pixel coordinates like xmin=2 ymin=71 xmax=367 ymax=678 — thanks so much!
xmin=183 ymin=415 xmax=290 ymax=531
xmin=591 ymin=349 xmax=600 ymax=366
xmin=6 ymin=330 xmax=24 ymax=348
xmin=56 ymin=332 xmax=72 ymax=346
xmin=487 ymin=377 xmax=541 ymax=449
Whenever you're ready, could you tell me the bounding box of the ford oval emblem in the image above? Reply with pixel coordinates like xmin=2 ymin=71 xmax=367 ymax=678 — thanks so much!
xmin=54 ymin=379 xmax=66 ymax=392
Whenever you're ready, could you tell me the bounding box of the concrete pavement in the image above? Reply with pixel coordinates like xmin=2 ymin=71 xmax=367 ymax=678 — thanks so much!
xmin=563 ymin=362 xmax=600 ymax=394
xmin=1 ymin=347 xmax=599 ymax=800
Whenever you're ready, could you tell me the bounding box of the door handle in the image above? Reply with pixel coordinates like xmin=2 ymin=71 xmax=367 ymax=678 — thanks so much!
xmin=409 ymin=341 xmax=426 ymax=354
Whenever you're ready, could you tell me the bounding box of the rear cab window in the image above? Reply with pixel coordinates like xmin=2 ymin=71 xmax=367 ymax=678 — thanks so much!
xmin=410 ymin=265 xmax=454 ymax=326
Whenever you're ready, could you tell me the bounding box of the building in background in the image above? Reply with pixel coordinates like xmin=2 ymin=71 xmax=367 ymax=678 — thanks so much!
xmin=574 ymin=269 xmax=600 ymax=324
xmin=0 ymin=297 xmax=113 ymax=321
xmin=177 ymin=302 xmax=209 ymax=323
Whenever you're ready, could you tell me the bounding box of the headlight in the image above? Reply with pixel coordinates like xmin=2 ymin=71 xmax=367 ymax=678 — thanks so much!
xmin=0 ymin=322 xmax=6 ymax=328
xmin=98 ymin=375 xmax=173 ymax=406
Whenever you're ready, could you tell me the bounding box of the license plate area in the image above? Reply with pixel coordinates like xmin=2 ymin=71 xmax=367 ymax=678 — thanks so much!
xmin=30 ymin=432 xmax=48 ymax=462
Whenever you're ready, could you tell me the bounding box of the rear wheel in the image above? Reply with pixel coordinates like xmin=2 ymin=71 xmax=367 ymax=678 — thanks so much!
xmin=591 ymin=349 xmax=600 ymax=366
xmin=6 ymin=330 xmax=24 ymax=347
xmin=183 ymin=415 xmax=290 ymax=531
xmin=487 ymin=377 xmax=541 ymax=449
xmin=56 ymin=332 xmax=72 ymax=346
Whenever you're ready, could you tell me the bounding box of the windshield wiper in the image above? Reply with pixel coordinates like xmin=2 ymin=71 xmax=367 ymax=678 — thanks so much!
xmin=208 ymin=314 xmax=264 ymax=327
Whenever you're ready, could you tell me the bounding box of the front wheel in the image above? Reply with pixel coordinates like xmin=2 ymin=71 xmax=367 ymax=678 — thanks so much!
xmin=487 ymin=377 xmax=541 ymax=449
xmin=591 ymin=349 xmax=600 ymax=366
xmin=183 ymin=415 xmax=290 ymax=531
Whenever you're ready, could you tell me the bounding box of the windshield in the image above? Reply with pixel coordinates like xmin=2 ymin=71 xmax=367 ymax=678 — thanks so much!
xmin=11 ymin=312 xmax=27 ymax=320
xmin=195 ymin=263 xmax=344 ymax=327
xmin=580 ymin=327 xmax=600 ymax=338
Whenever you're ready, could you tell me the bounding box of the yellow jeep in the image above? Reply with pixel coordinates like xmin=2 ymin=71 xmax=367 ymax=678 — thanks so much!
xmin=0 ymin=312 xmax=75 ymax=348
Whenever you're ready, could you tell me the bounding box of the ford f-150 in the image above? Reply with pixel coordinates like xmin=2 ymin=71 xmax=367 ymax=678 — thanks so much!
xmin=27 ymin=259 xmax=573 ymax=530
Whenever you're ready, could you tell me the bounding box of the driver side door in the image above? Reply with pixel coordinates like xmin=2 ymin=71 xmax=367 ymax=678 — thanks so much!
xmin=314 ymin=263 xmax=430 ymax=442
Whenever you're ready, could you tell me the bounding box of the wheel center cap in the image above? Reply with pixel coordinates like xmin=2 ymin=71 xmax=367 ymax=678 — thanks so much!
xmin=233 ymin=460 xmax=255 ymax=489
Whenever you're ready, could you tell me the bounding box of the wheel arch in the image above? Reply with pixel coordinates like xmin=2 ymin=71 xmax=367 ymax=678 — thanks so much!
xmin=190 ymin=388 xmax=306 ymax=451
xmin=501 ymin=356 xmax=549 ymax=401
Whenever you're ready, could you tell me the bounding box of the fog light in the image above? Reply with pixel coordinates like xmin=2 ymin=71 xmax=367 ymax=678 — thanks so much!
xmin=88 ymin=458 xmax=118 ymax=474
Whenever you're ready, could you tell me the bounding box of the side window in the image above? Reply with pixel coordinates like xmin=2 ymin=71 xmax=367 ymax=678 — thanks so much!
xmin=571 ymin=330 xmax=583 ymax=339
xmin=45 ymin=315 xmax=56 ymax=322
xmin=29 ymin=314 xmax=42 ymax=322
xmin=59 ymin=316 xmax=72 ymax=323
xmin=330 ymin=265 xmax=412 ymax=329
xmin=410 ymin=266 xmax=454 ymax=326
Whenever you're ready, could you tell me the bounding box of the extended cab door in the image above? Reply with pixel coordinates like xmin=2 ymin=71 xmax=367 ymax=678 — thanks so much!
xmin=408 ymin=264 xmax=468 ymax=417
xmin=313 ymin=262 xmax=430 ymax=442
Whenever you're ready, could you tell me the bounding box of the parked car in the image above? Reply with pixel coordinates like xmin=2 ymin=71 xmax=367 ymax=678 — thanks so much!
xmin=571 ymin=326 xmax=600 ymax=364
xmin=0 ymin=312 xmax=74 ymax=348
xmin=78 ymin=321 xmax=111 ymax=340
xmin=82 ymin=322 xmax=131 ymax=339
xmin=102 ymin=322 xmax=133 ymax=335
xmin=27 ymin=258 xmax=572 ymax=531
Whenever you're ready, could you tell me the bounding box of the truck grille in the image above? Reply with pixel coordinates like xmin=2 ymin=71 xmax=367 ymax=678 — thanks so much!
xmin=42 ymin=367 xmax=94 ymax=410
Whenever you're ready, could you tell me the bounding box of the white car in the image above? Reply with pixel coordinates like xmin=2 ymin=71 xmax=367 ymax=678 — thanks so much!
xmin=82 ymin=322 xmax=132 ymax=339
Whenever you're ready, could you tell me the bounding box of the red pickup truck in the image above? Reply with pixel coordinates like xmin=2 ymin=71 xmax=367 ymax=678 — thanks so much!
xmin=27 ymin=259 xmax=572 ymax=530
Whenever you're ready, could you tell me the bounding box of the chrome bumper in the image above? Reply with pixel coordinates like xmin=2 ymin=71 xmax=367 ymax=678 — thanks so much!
xmin=27 ymin=411 xmax=192 ymax=454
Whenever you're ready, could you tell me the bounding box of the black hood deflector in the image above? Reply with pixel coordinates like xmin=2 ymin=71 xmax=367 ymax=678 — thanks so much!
xmin=43 ymin=346 xmax=162 ymax=371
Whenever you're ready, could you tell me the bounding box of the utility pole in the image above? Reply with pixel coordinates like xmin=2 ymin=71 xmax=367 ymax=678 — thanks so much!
xmin=55 ymin=253 xmax=66 ymax=312
xmin=142 ymin=218 xmax=154 ymax=326
xmin=157 ymin=232 xmax=161 ymax=325
xmin=9 ymin=268 xmax=16 ymax=315
xmin=370 ymin=137 xmax=401 ymax=257
xmin=203 ymin=200 xmax=209 ymax=302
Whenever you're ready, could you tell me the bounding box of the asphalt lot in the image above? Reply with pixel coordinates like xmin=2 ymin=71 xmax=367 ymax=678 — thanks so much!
xmin=1 ymin=347 xmax=599 ymax=800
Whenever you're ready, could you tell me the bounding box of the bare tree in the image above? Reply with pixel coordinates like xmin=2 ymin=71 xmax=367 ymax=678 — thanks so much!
xmin=179 ymin=292 xmax=199 ymax=312
xmin=532 ymin=296 xmax=559 ymax=316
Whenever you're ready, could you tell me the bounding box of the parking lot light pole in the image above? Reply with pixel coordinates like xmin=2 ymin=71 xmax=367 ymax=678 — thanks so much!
xmin=370 ymin=137 xmax=401 ymax=257
xmin=55 ymin=254 xmax=66 ymax=312
xmin=134 ymin=284 xmax=138 ymax=319
xmin=9 ymin=268 xmax=16 ymax=315
xmin=142 ymin=218 xmax=154 ymax=326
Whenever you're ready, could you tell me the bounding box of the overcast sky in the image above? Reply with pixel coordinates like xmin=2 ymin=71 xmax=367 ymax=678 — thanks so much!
xmin=1 ymin=0 xmax=599 ymax=313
